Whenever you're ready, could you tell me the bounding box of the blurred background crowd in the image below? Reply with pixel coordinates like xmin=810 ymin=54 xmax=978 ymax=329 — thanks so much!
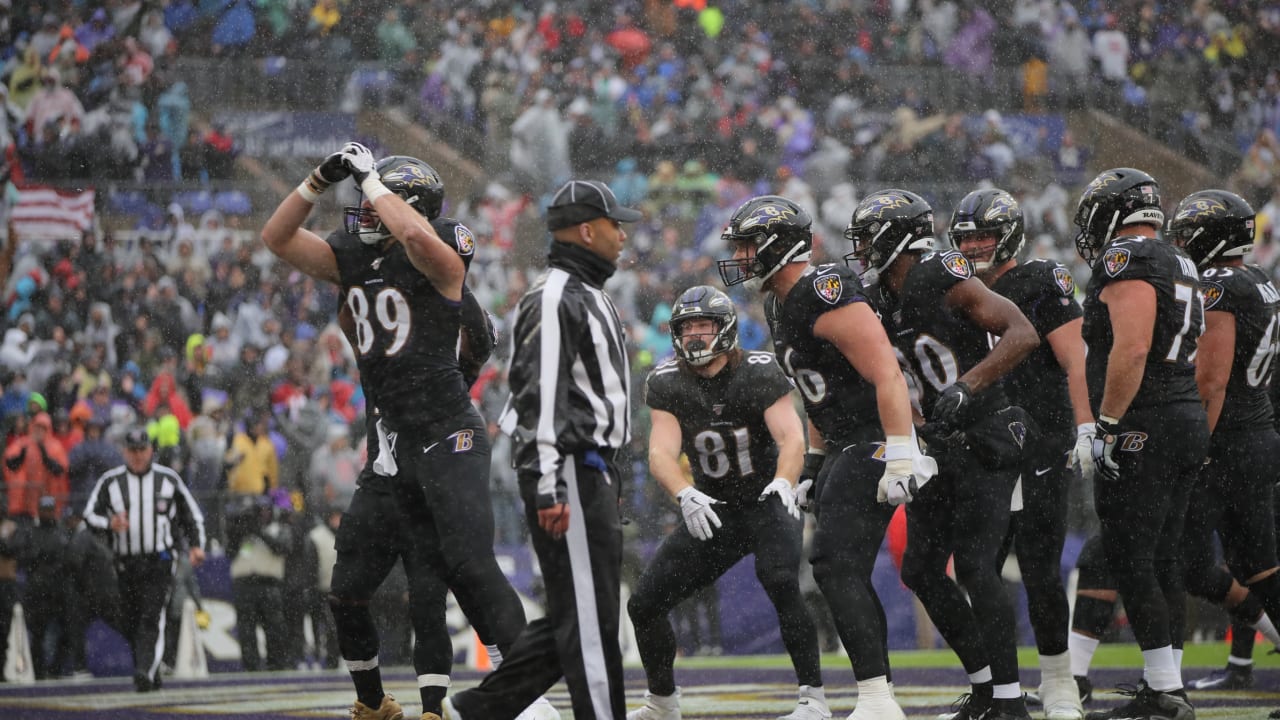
xmin=1 ymin=0 xmax=1279 ymax=675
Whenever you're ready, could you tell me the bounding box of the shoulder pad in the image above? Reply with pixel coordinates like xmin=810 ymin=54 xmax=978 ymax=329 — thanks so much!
xmin=432 ymin=217 xmax=477 ymax=259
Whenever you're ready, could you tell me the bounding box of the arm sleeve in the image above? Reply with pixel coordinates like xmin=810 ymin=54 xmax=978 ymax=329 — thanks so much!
xmin=528 ymin=285 xmax=584 ymax=500
xmin=82 ymin=473 xmax=114 ymax=531
xmin=4 ymin=444 xmax=26 ymax=471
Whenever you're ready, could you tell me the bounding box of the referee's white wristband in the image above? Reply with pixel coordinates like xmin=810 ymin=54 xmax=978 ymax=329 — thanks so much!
xmin=296 ymin=181 xmax=320 ymax=203
xmin=361 ymin=176 xmax=392 ymax=203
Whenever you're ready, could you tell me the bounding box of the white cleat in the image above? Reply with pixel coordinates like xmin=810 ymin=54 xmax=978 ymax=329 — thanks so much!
xmin=1040 ymin=675 xmax=1085 ymax=720
xmin=514 ymin=696 xmax=561 ymax=720
xmin=846 ymin=693 xmax=906 ymax=720
xmin=780 ymin=684 xmax=833 ymax=719
xmin=626 ymin=688 xmax=682 ymax=720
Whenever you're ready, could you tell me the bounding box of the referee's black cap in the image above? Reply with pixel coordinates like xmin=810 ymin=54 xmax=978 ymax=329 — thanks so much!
xmin=124 ymin=426 xmax=151 ymax=449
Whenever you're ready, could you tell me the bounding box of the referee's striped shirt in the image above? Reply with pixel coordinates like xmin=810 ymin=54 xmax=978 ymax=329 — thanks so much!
xmin=500 ymin=259 xmax=631 ymax=488
xmin=83 ymin=463 xmax=207 ymax=557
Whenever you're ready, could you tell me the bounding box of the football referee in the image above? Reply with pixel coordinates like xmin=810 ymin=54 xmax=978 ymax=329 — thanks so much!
xmin=84 ymin=426 xmax=207 ymax=692
xmin=445 ymin=179 xmax=639 ymax=720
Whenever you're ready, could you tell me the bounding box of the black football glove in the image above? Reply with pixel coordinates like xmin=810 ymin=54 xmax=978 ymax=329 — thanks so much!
xmin=795 ymin=451 xmax=826 ymax=512
xmin=316 ymin=150 xmax=350 ymax=185
xmin=930 ymin=381 xmax=973 ymax=426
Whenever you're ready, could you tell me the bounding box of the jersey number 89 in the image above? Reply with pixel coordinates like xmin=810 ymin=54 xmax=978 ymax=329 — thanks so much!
xmin=347 ymin=287 xmax=412 ymax=356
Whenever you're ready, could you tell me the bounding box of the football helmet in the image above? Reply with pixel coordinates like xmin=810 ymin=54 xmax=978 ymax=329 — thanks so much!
xmin=949 ymin=188 xmax=1025 ymax=271
xmin=1167 ymin=189 xmax=1256 ymax=268
xmin=717 ymin=195 xmax=812 ymax=291
xmin=345 ymin=155 xmax=445 ymax=244
xmin=843 ymin=189 xmax=935 ymax=282
xmin=1073 ymin=167 xmax=1164 ymax=263
xmin=669 ymin=285 xmax=739 ymax=367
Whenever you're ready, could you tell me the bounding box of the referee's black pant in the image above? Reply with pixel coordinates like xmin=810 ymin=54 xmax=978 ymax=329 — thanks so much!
xmin=452 ymin=451 xmax=626 ymax=720
xmin=115 ymin=554 xmax=174 ymax=688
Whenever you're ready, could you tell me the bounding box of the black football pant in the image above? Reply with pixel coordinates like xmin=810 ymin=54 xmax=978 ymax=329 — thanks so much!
xmin=115 ymin=555 xmax=174 ymax=685
xmin=629 ymin=494 xmax=820 ymax=696
xmin=903 ymin=433 xmax=1020 ymax=686
xmin=330 ymin=478 xmax=453 ymax=693
xmin=393 ymin=410 xmax=525 ymax=653
xmin=809 ymin=439 xmax=898 ymax=681
xmin=1002 ymin=430 xmax=1072 ymax=656
xmin=1182 ymin=428 xmax=1280 ymax=642
xmin=453 ymin=451 xmax=627 ymax=720
xmin=1093 ymin=402 xmax=1208 ymax=651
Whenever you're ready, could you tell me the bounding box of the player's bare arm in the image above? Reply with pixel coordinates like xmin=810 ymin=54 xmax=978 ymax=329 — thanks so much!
xmin=813 ymin=302 xmax=913 ymax=438
xmin=1195 ymin=309 xmax=1236 ymax=434
xmin=763 ymin=395 xmax=805 ymax=485
xmin=945 ymin=276 xmax=1038 ymax=392
xmin=1097 ymin=279 xmax=1157 ymax=419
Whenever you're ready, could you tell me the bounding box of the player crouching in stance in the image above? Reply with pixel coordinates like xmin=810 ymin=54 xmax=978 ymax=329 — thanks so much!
xmin=627 ymin=285 xmax=829 ymax=720
xmin=720 ymin=195 xmax=923 ymax=720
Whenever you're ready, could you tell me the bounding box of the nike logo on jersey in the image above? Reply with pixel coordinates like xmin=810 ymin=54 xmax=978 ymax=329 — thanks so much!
xmin=423 ymin=442 xmax=439 ymax=454
xmin=372 ymin=257 xmax=384 ymax=270
xmin=1034 ymin=467 xmax=1052 ymax=477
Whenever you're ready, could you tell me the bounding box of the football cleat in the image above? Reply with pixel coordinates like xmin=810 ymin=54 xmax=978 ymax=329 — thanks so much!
xmin=515 ymin=696 xmax=562 ymax=720
xmin=1041 ymin=673 xmax=1086 ymax=719
xmin=846 ymin=692 xmax=904 ymax=719
xmin=1084 ymin=682 xmax=1194 ymax=720
xmin=1188 ymin=663 xmax=1253 ymax=691
xmin=350 ymin=694 xmax=405 ymax=720
xmin=936 ymin=693 xmax=992 ymax=720
xmin=627 ymin=688 xmax=682 ymax=720
xmin=780 ymin=684 xmax=834 ymax=719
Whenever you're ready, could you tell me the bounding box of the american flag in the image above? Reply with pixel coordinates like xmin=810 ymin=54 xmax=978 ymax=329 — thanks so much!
xmin=10 ymin=185 xmax=95 ymax=241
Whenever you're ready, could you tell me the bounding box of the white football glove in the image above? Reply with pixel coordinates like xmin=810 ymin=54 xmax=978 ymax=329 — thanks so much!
xmin=759 ymin=478 xmax=800 ymax=520
xmin=795 ymin=478 xmax=814 ymax=513
xmin=877 ymin=438 xmax=918 ymax=506
xmin=677 ymin=486 xmax=723 ymax=541
xmin=340 ymin=141 xmax=378 ymax=184
xmin=1073 ymin=423 xmax=1096 ymax=482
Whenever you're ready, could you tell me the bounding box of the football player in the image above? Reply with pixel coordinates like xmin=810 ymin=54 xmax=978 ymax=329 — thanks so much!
xmin=950 ymin=188 xmax=1091 ymax=720
xmin=262 ymin=146 xmax=529 ymax=720
xmin=719 ymin=195 xmax=920 ymax=720
xmin=626 ymin=285 xmax=827 ymax=720
xmin=1170 ymin=190 xmax=1280 ymax=694
xmin=846 ymin=189 xmax=1039 ymax=720
xmin=1073 ymin=168 xmax=1210 ymax=720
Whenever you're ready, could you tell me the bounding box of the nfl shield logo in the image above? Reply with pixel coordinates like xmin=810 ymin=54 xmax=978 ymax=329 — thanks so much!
xmin=712 ymin=404 xmax=725 ymax=416
xmin=942 ymin=252 xmax=971 ymax=278
xmin=1053 ymin=267 xmax=1074 ymax=295
xmin=814 ymin=274 xmax=843 ymax=304
xmin=1103 ymin=247 xmax=1131 ymax=277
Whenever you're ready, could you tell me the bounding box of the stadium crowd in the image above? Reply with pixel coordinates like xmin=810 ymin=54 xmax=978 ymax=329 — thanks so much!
xmin=1 ymin=0 xmax=1280 ymax=696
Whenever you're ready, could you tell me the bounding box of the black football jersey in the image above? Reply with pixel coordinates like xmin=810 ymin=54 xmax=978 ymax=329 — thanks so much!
xmin=990 ymin=259 xmax=1083 ymax=436
xmin=1199 ymin=263 xmax=1280 ymax=432
xmin=764 ymin=264 xmax=883 ymax=447
xmin=644 ymin=351 xmax=795 ymax=505
xmin=326 ymin=216 xmax=478 ymax=428
xmin=881 ymin=250 xmax=1010 ymax=418
xmin=1082 ymin=235 xmax=1203 ymax=411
